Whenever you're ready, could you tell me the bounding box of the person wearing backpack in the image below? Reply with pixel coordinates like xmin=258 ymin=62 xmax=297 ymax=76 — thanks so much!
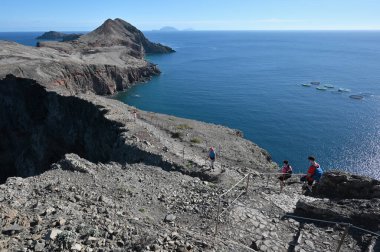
xmin=208 ymin=147 xmax=216 ymax=170
xmin=300 ymin=156 xmax=323 ymax=192
xmin=278 ymin=160 xmax=292 ymax=192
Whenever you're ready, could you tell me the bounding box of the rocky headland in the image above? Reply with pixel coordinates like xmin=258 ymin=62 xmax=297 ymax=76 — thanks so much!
xmin=0 ymin=18 xmax=379 ymax=252
xmin=0 ymin=18 xmax=174 ymax=95
xmin=36 ymin=32 xmax=82 ymax=42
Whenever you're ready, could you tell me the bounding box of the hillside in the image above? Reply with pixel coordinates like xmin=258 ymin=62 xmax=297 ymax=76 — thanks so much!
xmin=0 ymin=75 xmax=379 ymax=251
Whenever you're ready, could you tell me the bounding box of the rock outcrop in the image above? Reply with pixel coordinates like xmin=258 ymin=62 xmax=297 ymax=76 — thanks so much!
xmin=296 ymin=197 xmax=380 ymax=230
xmin=0 ymin=18 xmax=173 ymax=95
xmin=36 ymin=31 xmax=82 ymax=41
xmin=316 ymin=171 xmax=380 ymax=199
xmin=295 ymin=171 xmax=380 ymax=232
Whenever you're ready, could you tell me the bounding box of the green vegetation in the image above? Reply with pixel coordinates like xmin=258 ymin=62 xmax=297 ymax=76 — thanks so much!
xmin=138 ymin=208 xmax=145 ymax=213
xmin=185 ymin=160 xmax=196 ymax=169
xmin=190 ymin=137 xmax=202 ymax=144
xmin=176 ymin=124 xmax=192 ymax=130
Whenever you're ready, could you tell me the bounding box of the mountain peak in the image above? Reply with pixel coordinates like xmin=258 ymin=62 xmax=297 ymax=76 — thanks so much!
xmin=78 ymin=18 xmax=174 ymax=57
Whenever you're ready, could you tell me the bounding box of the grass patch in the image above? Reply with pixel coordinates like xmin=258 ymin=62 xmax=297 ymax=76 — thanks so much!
xmin=176 ymin=124 xmax=192 ymax=130
xmin=185 ymin=160 xmax=196 ymax=169
xmin=138 ymin=208 xmax=145 ymax=213
xmin=208 ymin=183 xmax=218 ymax=188
xmin=190 ymin=137 xmax=202 ymax=144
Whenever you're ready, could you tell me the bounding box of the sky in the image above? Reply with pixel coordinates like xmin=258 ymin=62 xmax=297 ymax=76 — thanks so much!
xmin=0 ymin=0 xmax=380 ymax=31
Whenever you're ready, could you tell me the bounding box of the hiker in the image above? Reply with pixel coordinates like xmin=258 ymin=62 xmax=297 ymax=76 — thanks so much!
xmin=300 ymin=156 xmax=323 ymax=192
xmin=278 ymin=160 xmax=292 ymax=191
xmin=208 ymin=147 xmax=216 ymax=170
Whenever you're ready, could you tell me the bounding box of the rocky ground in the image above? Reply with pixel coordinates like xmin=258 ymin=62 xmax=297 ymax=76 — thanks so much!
xmin=0 ymin=76 xmax=379 ymax=251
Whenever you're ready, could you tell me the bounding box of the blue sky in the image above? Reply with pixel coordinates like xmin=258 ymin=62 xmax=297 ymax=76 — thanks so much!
xmin=0 ymin=0 xmax=379 ymax=31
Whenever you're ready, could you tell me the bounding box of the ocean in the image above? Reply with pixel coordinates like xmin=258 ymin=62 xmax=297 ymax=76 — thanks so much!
xmin=1 ymin=31 xmax=380 ymax=179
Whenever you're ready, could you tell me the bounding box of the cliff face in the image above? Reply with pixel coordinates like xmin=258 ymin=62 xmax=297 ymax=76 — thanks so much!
xmin=0 ymin=18 xmax=173 ymax=95
xmin=0 ymin=75 xmax=124 ymax=183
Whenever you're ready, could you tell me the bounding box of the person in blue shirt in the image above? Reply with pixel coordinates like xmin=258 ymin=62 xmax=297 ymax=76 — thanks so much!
xmin=208 ymin=147 xmax=216 ymax=170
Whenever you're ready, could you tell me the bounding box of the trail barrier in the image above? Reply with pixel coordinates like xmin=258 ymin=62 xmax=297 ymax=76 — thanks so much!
xmin=214 ymin=172 xmax=379 ymax=252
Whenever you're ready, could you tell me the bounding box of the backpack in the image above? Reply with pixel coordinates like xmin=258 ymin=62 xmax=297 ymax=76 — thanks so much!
xmin=209 ymin=149 xmax=216 ymax=159
xmin=312 ymin=167 xmax=323 ymax=181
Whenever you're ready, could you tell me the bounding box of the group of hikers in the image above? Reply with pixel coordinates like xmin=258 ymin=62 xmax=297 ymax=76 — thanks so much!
xmin=208 ymin=146 xmax=323 ymax=192
xmin=278 ymin=156 xmax=324 ymax=192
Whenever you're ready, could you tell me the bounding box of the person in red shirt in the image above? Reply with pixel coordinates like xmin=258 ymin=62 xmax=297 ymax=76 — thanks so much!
xmin=301 ymin=156 xmax=323 ymax=192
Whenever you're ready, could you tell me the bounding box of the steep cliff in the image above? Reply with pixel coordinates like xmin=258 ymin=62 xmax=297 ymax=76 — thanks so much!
xmin=0 ymin=75 xmax=124 ymax=183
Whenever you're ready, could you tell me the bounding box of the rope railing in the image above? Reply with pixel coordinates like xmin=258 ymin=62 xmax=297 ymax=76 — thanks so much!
xmin=214 ymin=171 xmax=379 ymax=252
xmin=284 ymin=214 xmax=379 ymax=237
xmin=214 ymin=172 xmax=306 ymax=237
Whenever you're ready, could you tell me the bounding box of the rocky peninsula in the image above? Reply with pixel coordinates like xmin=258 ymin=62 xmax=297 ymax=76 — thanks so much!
xmin=0 ymin=18 xmax=173 ymax=95
xmin=0 ymin=18 xmax=379 ymax=252
xmin=36 ymin=32 xmax=82 ymax=42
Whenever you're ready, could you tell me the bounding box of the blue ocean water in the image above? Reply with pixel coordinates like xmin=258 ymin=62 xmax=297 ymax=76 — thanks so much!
xmin=1 ymin=31 xmax=380 ymax=178
xmin=117 ymin=31 xmax=380 ymax=179
xmin=0 ymin=32 xmax=44 ymax=46
xmin=0 ymin=32 xmax=85 ymax=46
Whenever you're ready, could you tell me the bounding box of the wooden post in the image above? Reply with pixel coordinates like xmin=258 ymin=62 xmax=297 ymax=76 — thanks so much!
xmin=365 ymin=236 xmax=377 ymax=252
xmin=218 ymin=144 xmax=222 ymax=171
xmin=245 ymin=173 xmax=251 ymax=194
xmin=214 ymin=197 xmax=222 ymax=238
xmin=336 ymin=224 xmax=351 ymax=252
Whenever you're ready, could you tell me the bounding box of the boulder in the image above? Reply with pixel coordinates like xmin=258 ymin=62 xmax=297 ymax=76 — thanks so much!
xmin=45 ymin=229 xmax=62 ymax=240
xmin=295 ymin=198 xmax=380 ymax=230
xmin=316 ymin=171 xmax=380 ymax=199
xmin=164 ymin=214 xmax=176 ymax=222
xmin=53 ymin=154 xmax=95 ymax=174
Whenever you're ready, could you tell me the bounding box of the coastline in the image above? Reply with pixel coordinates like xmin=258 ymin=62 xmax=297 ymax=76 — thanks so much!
xmin=0 ymin=20 xmax=379 ymax=250
xmin=0 ymin=75 xmax=379 ymax=251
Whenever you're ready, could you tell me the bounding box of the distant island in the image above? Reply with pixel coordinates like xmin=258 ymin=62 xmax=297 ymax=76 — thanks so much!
xmin=152 ymin=27 xmax=195 ymax=32
xmin=159 ymin=26 xmax=178 ymax=32
xmin=36 ymin=31 xmax=82 ymax=41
